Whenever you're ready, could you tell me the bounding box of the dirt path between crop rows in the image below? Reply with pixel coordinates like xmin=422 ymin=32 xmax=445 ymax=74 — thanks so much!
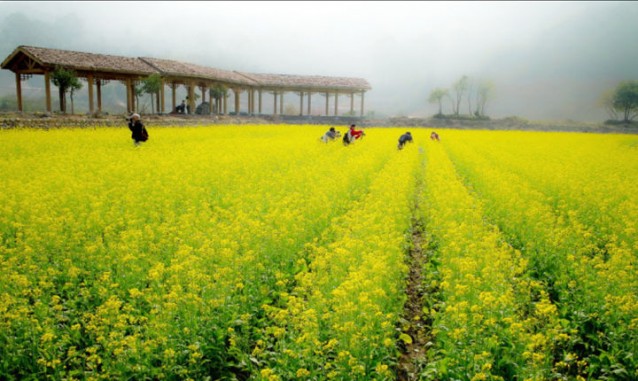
xmin=396 ymin=215 xmax=432 ymax=380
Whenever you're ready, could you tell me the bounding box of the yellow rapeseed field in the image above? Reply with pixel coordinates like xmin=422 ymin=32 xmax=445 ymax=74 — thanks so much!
xmin=0 ymin=124 xmax=636 ymax=380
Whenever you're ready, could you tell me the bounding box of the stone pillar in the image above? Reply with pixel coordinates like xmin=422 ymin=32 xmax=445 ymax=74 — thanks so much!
xmin=334 ymin=92 xmax=338 ymax=116
xmin=299 ymin=91 xmax=304 ymax=116
xmin=258 ymin=89 xmax=263 ymax=114
xmin=44 ymin=71 xmax=52 ymax=113
xmin=223 ymin=92 xmax=228 ymax=114
xmin=307 ymin=92 xmax=311 ymax=115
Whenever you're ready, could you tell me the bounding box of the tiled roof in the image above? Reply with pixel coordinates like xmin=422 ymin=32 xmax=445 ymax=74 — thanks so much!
xmin=140 ymin=57 xmax=257 ymax=86
xmin=3 ymin=45 xmax=157 ymax=75
xmin=2 ymin=46 xmax=370 ymax=92
xmin=237 ymin=72 xmax=371 ymax=91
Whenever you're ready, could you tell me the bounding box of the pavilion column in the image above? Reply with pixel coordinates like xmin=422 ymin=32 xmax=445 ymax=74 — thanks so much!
xmin=96 ymin=80 xmax=102 ymax=113
xmin=234 ymin=88 xmax=240 ymax=115
xmin=279 ymin=92 xmax=283 ymax=115
xmin=360 ymin=91 xmax=365 ymax=117
xmin=307 ymin=92 xmax=311 ymax=115
xmin=125 ymin=78 xmax=132 ymax=113
xmin=350 ymin=93 xmax=354 ymax=115
xmin=200 ymin=85 xmax=207 ymax=108
xmin=87 ymin=74 xmax=95 ymax=114
xmin=248 ymin=89 xmax=253 ymax=115
xmin=258 ymin=89 xmax=262 ymax=114
xmin=15 ymin=73 xmax=23 ymax=112
xmin=171 ymin=83 xmax=177 ymax=113
xmin=160 ymin=79 xmax=165 ymax=113
xmin=44 ymin=71 xmax=52 ymax=113
xmin=325 ymin=92 xmax=329 ymax=116
xmin=334 ymin=92 xmax=338 ymax=116
xmin=273 ymin=91 xmax=278 ymax=115
xmin=187 ymin=83 xmax=195 ymax=114
xmin=299 ymin=91 xmax=304 ymax=116
xmin=223 ymin=92 xmax=228 ymax=114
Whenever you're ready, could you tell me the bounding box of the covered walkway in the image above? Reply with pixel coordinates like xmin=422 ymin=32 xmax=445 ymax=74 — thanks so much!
xmin=1 ymin=45 xmax=371 ymax=116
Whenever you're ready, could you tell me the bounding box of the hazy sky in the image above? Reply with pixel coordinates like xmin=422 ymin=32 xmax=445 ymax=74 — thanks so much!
xmin=1 ymin=1 xmax=637 ymax=121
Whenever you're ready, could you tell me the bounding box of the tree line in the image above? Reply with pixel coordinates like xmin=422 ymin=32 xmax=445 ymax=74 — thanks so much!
xmin=427 ymin=75 xmax=494 ymax=119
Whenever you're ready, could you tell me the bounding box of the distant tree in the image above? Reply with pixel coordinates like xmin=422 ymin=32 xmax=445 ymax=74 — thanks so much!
xmin=209 ymin=85 xmax=227 ymax=114
xmin=466 ymin=78 xmax=474 ymax=115
xmin=599 ymin=89 xmax=620 ymax=121
xmin=475 ymin=80 xmax=494 ymax=117
xmin=134 ymin=84 xmax=144 ymax=113
xmin=452 ymin=75 xmax=469 ymax=115
xmin=141 ymin=74 xmax=162 ymax=114
xmin=611 ymin=80 xmax=638 ymax=123
xmin=428 ymin=88 xmax=449 ymax=116
xmin=68 ymin=77 xmax=83 ymax=114
xmin=51 ymin=66 xmax=81 ymax=113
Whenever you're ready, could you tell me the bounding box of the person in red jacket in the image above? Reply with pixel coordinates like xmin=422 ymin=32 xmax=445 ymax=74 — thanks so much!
xmin=343 ymin=124 xmax=365 ymax=145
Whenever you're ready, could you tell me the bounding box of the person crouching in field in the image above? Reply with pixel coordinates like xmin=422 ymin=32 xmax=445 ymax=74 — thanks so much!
xmin=398 ymin=131 xmax=413 ymax=150
xmin=430 ymin=131 xmax=440 ymax=141
xmin=127 ymin=113 xmax=149 ymax=146
xmin=321 ymin=127 xmax=341 ymax=143
xmin=343 ymin=124 xmax=365 ymax=146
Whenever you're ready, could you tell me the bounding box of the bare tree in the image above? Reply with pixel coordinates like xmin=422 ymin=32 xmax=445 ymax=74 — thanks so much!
xmin=475 ymin=80 xmax=494 ymax=117
xmin=428 ymin=88 xmax=449 ymax=116
xmin=452 ymin=75 xmax=469 ymax=115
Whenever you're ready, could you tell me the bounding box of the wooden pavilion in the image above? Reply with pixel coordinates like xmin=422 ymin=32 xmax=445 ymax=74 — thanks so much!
xmin=1 ymin=45 xmax=371 ymax=116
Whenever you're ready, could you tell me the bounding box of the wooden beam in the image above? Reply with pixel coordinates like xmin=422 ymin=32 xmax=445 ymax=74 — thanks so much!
xmin=97 ymin=80 xmax=102 ymax=113
xmin=15 ymin=72 xmax=23 ymax=112
xmin=350 ymin=93 xmax=354 ymax=115
xmin=234 ymin=88 xmax=240 ymax=115
xmin=273 ymin=91 xmax=278 ymax=115
xmin=171 ymin=83 xmax=177 ymax=113
xmin=188 ymin=83 xmax=195 ymax=114
xmin=126 ymin=78 xmax=132 ymax=113
xmin=160 ymin=78 xmax=165 ymax=114
xmin=87 ymin=74 xmax=94 ymax=114
xmin=325 ymin=92 xmax=329 ymax=116
xmin=44 ymin=71 xmax=52 ymax=113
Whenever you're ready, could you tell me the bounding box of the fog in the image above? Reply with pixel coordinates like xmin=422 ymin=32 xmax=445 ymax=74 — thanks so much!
xmin=1 ymin=1 xmax=637 ymax=121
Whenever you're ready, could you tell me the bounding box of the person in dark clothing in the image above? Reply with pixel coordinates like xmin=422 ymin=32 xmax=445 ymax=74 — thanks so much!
xmin=397 ymin=131 xmax=413 ymax=150
xmin=127 ymin=113 xmax=148 ymax=146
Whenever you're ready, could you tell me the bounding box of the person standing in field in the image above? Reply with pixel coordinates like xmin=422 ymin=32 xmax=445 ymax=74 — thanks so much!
xmin=397 ymin=131 xmax=413 ymax=150
xmin=127 ymin=113 xmax=149 ymax=146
